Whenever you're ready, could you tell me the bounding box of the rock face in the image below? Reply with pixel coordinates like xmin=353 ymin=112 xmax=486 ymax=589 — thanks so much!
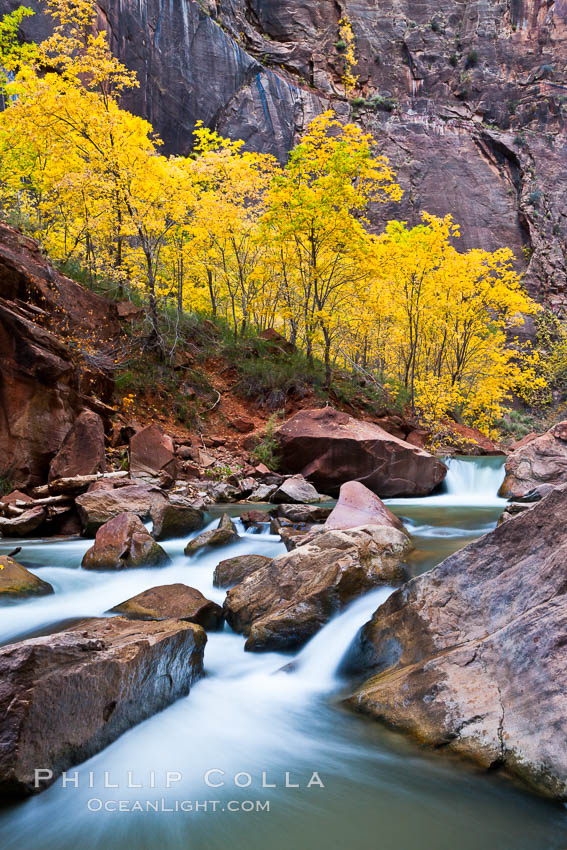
xmin=184 ymin=513 xmax=238 ymax=556
xmin=213 ymin=554 xmax=272 ymax=588
xmin=8 ymin=0 xmax=567 ymax=308
xmin=48 ymin=410 xmax=106 ymax=483
xmin=346 ymin=486 xmax=567 ymax=800
xmin=110 ymin=584 xmax=224 ymax=630
xmin=0 ymin=221 xmax=119 ymax=488
xmin=82 ymin=512 xmax=171 ymax=569
xmin=0 ymin=555 xmax=54 ymax=597
xmin=277 ymin=408 xmax=447 ymax=497
xmin=499 ymin=422 xmax=567 ymax=499
xmin=224 ymin=525 xmax=412 ymax=651
xmin=75 ymin=483 xmax=167 ymax=535
xmin=0 ymin=617 xmax=206 ymax=797
xmin=0 ymin=506 xmax=46 ymax=537
xmin=129 ymin=424 xmax=177 ymax=482
xmin=150 ymin=499 xmax=205 ymax=541
xmin=325 ymin=481 xmax=406 ymax=532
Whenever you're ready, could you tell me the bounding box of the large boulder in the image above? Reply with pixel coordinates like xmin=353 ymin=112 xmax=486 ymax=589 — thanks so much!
xmin=75 ymin=483 xmax=167 ymax=536
xmin=0 ymin=556 xmax=54 ymax=598
xmin=224 ymin=525 xmax=412 ymax=652
xmin=82 ymin=512 xmax=171 ymax=570
xmin=0 ymin=506 xmax=46 ymax=538
xmin=0 ymin=617 xmax=206 ymax=797
xmin=213 ymin=554 xmax=272 ymax=588
xmin=276 ymin=408 xmax=447 ymax=497
xmin=325 ymin=481 xmax=406 ymax=532
xmin=129 ymin=424 xmax=177 ymax=482
xmin=346 ymin=485 xmax=567 ymax=801
xmin=270 ymin=475 xmax=324 ymax=504
xmin=150 ymin=498 xmax=205 ymax=540
xmin=48 ymin=410 xmax=106 ymax=483
xmin=499 ymin=422 xmax=567 ymax=499
xmin=184 ymin=513 xmax=238 ymax=556
xmin=110 ymin=584 xmax=223 ymax=630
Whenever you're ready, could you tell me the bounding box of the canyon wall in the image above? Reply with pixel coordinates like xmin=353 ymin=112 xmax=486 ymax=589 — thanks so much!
xmin=2 ymin=0 xmax=566 ymax=308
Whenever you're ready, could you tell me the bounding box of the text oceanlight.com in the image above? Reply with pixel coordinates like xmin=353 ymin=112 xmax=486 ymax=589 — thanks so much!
xmin=87 ymin=799 xmax=271 ymax=813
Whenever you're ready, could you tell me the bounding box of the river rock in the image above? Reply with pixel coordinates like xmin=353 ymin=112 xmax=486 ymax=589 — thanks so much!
xmin=274 ymin=503 xmax=332 ymax=523
xmin=325 ymin=481 xmax=405 ymax=532
xmin=248 ymin=483 xmax=279 ymax=502
xmin=0 ymin=506 xmax=46 ymax=538
xmin=271 ymin=475 xmax=324 ymax=504
xmin=82 ymin=512 xmax=171 ymax=570
xmin=213 ymin=554 xmax=272 ymax=588
xmin=75 ymin=483 xmax=167 ymax=535
xmin=224 ymin=525 xmax=412 ymax=652
xmin=48 ymin=410 xmax=106 ymax=483
xmin=276 ymin=408 xmax=447 ymax=497
xmin=499 ymin=422 xmax=567 ymax=499
xmin=129 ymin=423 xmax=177 ymax=482
xmin=345 ymin=485 xmax=567 ymax=800
xmin=0 ymin=617 xmax=206 ymax=797
xmin=184 ymin=513 xmax=238 ymax=555
xmin=0 ymin=555 xmax=54 ymax=598
xmin=150 ymin=498 xmax=204 ymax=540
xmin=110 ymin=584 xmax=223 ymax=630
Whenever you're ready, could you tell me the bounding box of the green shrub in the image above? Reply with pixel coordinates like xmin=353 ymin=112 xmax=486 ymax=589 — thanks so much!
xmin=252 ymin=413 xmax=282 ymax=470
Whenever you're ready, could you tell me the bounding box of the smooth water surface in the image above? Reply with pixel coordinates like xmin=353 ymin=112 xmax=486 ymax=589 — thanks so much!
xmin=0 ymin=458 xmax=566 ymax=850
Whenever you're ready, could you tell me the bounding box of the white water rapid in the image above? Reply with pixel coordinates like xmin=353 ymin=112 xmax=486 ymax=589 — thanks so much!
xmin=1 ymin=458 xmax=566 ymax=850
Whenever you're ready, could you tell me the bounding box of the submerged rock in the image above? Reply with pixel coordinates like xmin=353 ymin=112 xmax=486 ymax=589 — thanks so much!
xmin=325 ymin=481 xmax=406 ymax=532
xmin=276 ymin=407 xmax=447 ymax=497
xmin=224 ymin=525 xmax=412 ymax=652
xmin=345 ymin=485 xmax=567 ymax=800
xmin=184 ymin=513 xmax=238 ymax=556
xmin=499 ymin=422 xmax=567 ymax=498
xmin=213 ymin=554 xmax=272 ymax=588
xmin=0 ymin=617 xmax=206 ymax=797
xmin=0 ymin=555 xmax=54 ymax=598
xmin=82 ymin=512 xmax=171 ymax=570
xmin=110 ymin=584 xmax=223 ymax=630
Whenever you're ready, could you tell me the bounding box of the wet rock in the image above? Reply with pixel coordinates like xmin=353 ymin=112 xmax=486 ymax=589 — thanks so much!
xmin=499 ymin=422 xmax=567 ymax=499
xmin=150 ymin=499 xmax=204 ymax=541
xmin=0 ymin=617 xmax=206 ymax=797
xmin=273 ymin=503 xmax=332 ymax=523
xmin=48 ymin=410 xmax=106 ymax=483
xmin=497 ymin=502 xmax=534 ymax=524
xmin=325 ymin=481 xmax=405 ymax=533
xmin=0 ymin=507 xmax=46 ymax=538
xmin=277 ymin=408 xmax=447 ymax=497
xmin=110 ymin=584 xmax=223 ymax=630
xmin=0 ymin=555 xmax=54 ymax=598
xmin=224 ymin=525 xmax=412 ymax=652
xmin=213 ymin=554 xmax=272 ymax=588
xmin=129 ymin=424 xmax=177 ymax=482
xmin=345 ymin=486 xmax=567 ymax=801
xmin=279 ymin=523 xmax=324 ymax=550
xmin=184 ymin=513 xmax=238 ymax=555
xmin=82 ymin=512 xmax=171 ymax=570
xmin=271 ymin=475 xmax=326 ymax=504
xmin=240 ymin=510 xmax=270 ymax=530
xmin=75 ymin=484 xmax=167 ymax=536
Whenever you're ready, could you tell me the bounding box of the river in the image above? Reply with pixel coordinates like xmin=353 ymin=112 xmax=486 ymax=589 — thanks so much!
xmin=1 ymin=457 xmax=566 ymax=849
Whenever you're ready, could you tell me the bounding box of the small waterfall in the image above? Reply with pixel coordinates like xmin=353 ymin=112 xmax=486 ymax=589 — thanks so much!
xmin=442 ymin=456 xmax=506 ymax=504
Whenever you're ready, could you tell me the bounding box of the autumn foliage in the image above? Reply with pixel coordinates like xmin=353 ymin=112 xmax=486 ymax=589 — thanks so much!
xmin=0 ymin=0 xmax=541 ymax=434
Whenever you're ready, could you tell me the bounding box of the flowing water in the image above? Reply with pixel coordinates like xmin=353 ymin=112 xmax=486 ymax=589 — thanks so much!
xmin=1 ymin=457 xmax=566 ymax=849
